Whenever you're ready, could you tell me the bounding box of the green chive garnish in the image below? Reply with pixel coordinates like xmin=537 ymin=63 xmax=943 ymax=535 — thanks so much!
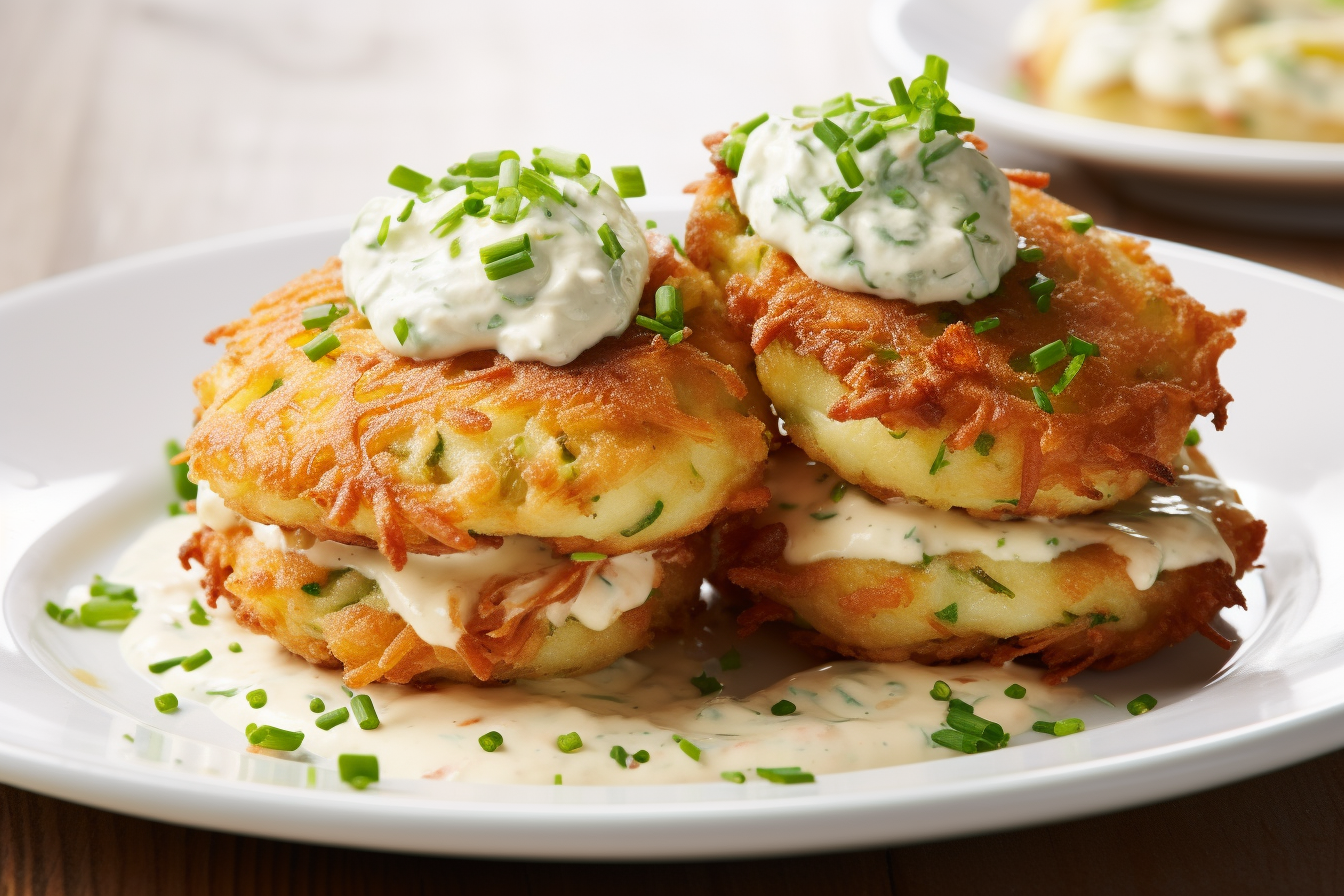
xmin=300 ymin=302 xmax=349 ymax=331
xmin=388 ymin=165 xmax=433 ymax=195
xmin=178 ymin=648 xmax=210 ymax=671
xmin=188 ymin=599 xmax=209 ymax=626
xmin=835 ymin=147 xmax=863 ymax=188
xmin=632 ymin=750 xmax=649 ymax=764
xmin=735 ymin=112 xmax=769 ymax=135
xmin=1005 ymin=684 xmax=1026 ymax=699
xmin=393 ymin=317 xmax=410 ymax=345
xmin=483 ymin=250 xmax=535 ymax=281
xmin=1029 ymin=339 xmax=1067 ymax=373
xmin=301 ymin=582 xmax=321 ymax=596
xmin=930 ymin=680 xmax=952 ymax=701
xmin=316 ymin=707 xmax=350 ymax=730
xmin=929 ymin=443 xmax=950 ymax=475
xmin=228 ymin=642 xmax=242 ymax=653
xmin=396 ymin=198 xmax=414 ymax=222
xmin=554 ymin=774 xmax=563 ymax=785
xmin=771 ymin=699 xmax=796 ymax=716
xmin=480 ymin=731 xmax=504 ymax=752
xmin=1051 ymin=353 xmax=1086 ymax=395
xmin=338 ymin=753 xmax=379 ymax=789
xmin=154 ymin=693 xmax=178 ymax=713
xmin=970 ymin=566 xmax=1014 ymax=598
xmin=611 ymin=165 xmax=646 ymax=198
xmin=78 ymin=597 xmax=137 ymax=629
xmin=301 ymin=331 xmax=340 ymax=362
xmin=1066 ymin=334 xmax=1099 ymax=356
xmin=246 ymin=689 xmax=267 ymax=709
xmin=479 ymin=233 xmax=531 ymax=264
xmin=532 ymin=147 xmax=590 ymax=178
xmin=1027 ymin=273 xmax=1055 ymax=312
xmin=830 ymin=481 xmax=848 ymax=502
xmin=570 ymin=552 xmax=607 ymax=562
xmin=1032 ymin=386 xmax=1054 ymax=413
xmin=757 ymin=766 xmax=814 ymax=784
xmin=973 ymin=433 xmax=994 ymax=456
xmin=1127 ymin=694 xmax=1158 ymax=715
xmin=973 ymin=317 xmax=999 ymax=334
xmin=597 ymin=223 xmax=624 ymax=261
xmin=813 ymin=118 xmax=849 ymax=152
xmin=1017 ymin=245 xmax=1045 ymax=262
xmin=1066 ymin=213 xmax=1094 ymax=234
xmin=148 ymin=656 xmax=185 ymax=674
xmin=466 ymin=150 xmax=520 ymax=178
xmin=1184 ymin=428 xmax=1201 ymax=446
xmin=557 ymin=731 xmax=583 ymax=753
xmin=1033 ymin=718 xmax=1085 ymax=736
xmin=309 ymin=697 xmax=325 ymax=713
xmin=620 ymin=500 xmax=663 ymax=537
xmin=206 ymin=688 xmax=237 ymax=697
xmin=934 ymin=603 xmax=958 ymax=624
xmin=89 ymin=577 xmax=135 ymax=599
xmin=165 ymin=439 xmax=197 ymax=501
xmin=722 ymin=771 xmax=746 ymax=784
xmin=248 ymin=725 xmax=304 ymax=751
xmin=673 ymin=734 xmax=701 ymax=761
xmin=820 ymin=183 xmax=861 ymax=221
xmin=610 ymin=745 xmax=631 ymax=767
xmin=351 ymin=694 xmax=379 ymax=730
xmin=375 ymin=216 xmax=391 ymax=246
xmin=691 ymin=672 xmax=723 ymax=696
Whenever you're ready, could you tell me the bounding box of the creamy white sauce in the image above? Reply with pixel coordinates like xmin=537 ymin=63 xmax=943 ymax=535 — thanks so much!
xmin=339 ymin=174 xmax=649 ymax=366
xmin=766 ymin=450 xmax=1237 ymax=590
xmin=734 ymin=118 xmax=1016 ymax=304
xmin=112 ymin=516 xmax=1105 ymax=786
xmin=1018 ymin=0 xmax=1344 ymax=123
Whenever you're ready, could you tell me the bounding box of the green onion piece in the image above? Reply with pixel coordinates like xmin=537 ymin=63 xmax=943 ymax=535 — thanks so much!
xmin=300 ymin=302 xmax=349 ymax=331
xmin=948 ymin=698 xmax=975 ymax=715
xmin=1051 ymin=353 xmax=1086 ymax=396
xmin=449 ymin=238 xmax=462 ymax=259
xmin=554 ymin=774 xmax=563 ymax=785
xmin=809 ymin=511 xmax=838 ymax=521
xmin=79 ymin=597 xmax=138 ymax=629
xmin=889 ymin=76 xmax=913 ymax=107
xmin=820 ymin=183 xmax=861 ymax=221
xmin=375 ymin=216 xmax=391 ymax=246
xmin=970 ymin=566 xmax=1015 ymax=598
xmin=188 ymin=598 xmax=209 ymax=626
xmin=351 ymin=694 xmax=379 ymax=730
xmin=931 ymin=729 xmax=997 ymax=753
xmin=690 ymin=672 xmax=723 ymax=696
xmin=610 ymin=745 xmax=630 ymax=767
xmin=466 ymin=149 xmax=520 ymax=178
xmin=397 ymin=198 xmax=415 ymax=223
xmin=518 ymin=166 xmax=565 ymax=204
xmin=1127 ymin=694 xmax=1158 ymax=715
xmin=532 ymin=147 xmax=590 ymax=178
xmin=973 ymin=433 xmax=995 ymax=456
xmin=301 ymin=331 xmax=340 ymax=362
xmin=721 ymin=770 xmax=746 ymax=784
xmin=959 ymin=211 xmax=981 ymax=233
xmin=483 ymin=250 xmax=535 ymax=281
xmin=734 ymin=112 xmax=769 ymax=135
xmin=165 ymin=440 xmax=197 ymax=500
xmin=635 ymin=315 xmax=678 ymax=339
xmin=154 ymin=693 xmax=178 ymax=714
xmin=1005 ymin=684 xmax=1027 ymax=699
xmin=316 ymin=707 xmax=350 ymax=730
xmin=308 ymin=697 xmax=325 ymax=713
xmin=570 ymin=552 xmax=607 ymax=562
xmin=929 ymin=443 xmax=950 ymax=475
xmin=973 ymin=317 xmax=999 ymax=334
xmin=90 ymin=576 xmax=136 ymax=600
xmin=852 ymin=121 xmax=887 ymax=152
xmin=620 ymin=500 xmax=663 ymax=537
xmin=645 ymin=220 xmax=657 ymax=229
xmin=813 ymin=118 xmax=849 ymax=153
xmin=491 ymin=191 xmax=522 ymax=224
xmin=148 ymin=656 xmax=185 ymax=674
xmin=1066 ymin=213 xmax=1094 ymax=234
xmin=1033 ymin=718 xmax=1085 ymax=736
xmin=830 ymin=481 xmax=848 ymax=502
xmin=338 ymin=753 xmax=379 ymax=789
xmin=439 ymin=173 xmax=470 ymax=191
xmin=1027 ymin=273 xmax=1055 ymax=312
xmin=1029 ymin=339 xmax=1067 ymax=373
xmin=930 ymin=680 xmax=952 ymax=701
xmin=480 ymin=233 xmax=531 ymax=264
xmin=556 ymin=731 xmax=583 ymax=753
xmin=228 ymin=642 xmax=242 ymax=653
xmin=247 ymin=724 xmax=304 ymax=751
xmin=925 ymin=54 xmax=950 ymax=87
xmin=1184 ymin=428 xmax=1201 ymax=446
xmin=947 ymin=710 xmax=1008 ymax=746
xmin=480 ymin=730 xmax=505 ymax=752
xmin=934 ymin=603 xmax=958 ymax=624
xmin=167 ymin=502 xmax=184 ymax=516
xmin=301 ymin=582 xmax=322 ymax=596
xmin=597 ymin=223 xmax=624 ymax=261
xmin=206 ymin=688 xmax=237 ymax=697
xmin=756 ymin=766 xmax=815 ymax=784
xmin=1066 ymin=334 xmax=1099 ymax=356
xmin=1032 ymin=386 xmax=1054 ymax=413
xmin=835 ymin=147 xmax=863 ymax=188
xmin=44 ymin=601 xmax=61 ymax=621
xmin=498 ymin=157 xmax=520 ymax=190
xmin=387 ymin=165 xmax=433 ymax=195
xmin=771 ymin=699 xmax=796 ymax=716
xmin=246 ymin=689 xmax=267 ymax=708
xmin=655 ymin=284 xmax=684 ymax=330
xmin=1017 ymin=245 xmax=1045 ymax=262
xmin=887 ymin=185 xmax=916 ymax=208
xmin=632 ymin=750 xmax=650 ymax=764
xmin=821 ymin=92 xmax=856 ymax=116
xmin=611 ymin=165 xmax=646 ymax=198
xmin=719 ymin=133 xmax=747 ymax=172
xmin=719 ymin=647 xmax=742 ymax=671
xmin=577 ymin=172 xmax=603 ymax=195
xmin=673 ymin=735 xmax=702 ymax=761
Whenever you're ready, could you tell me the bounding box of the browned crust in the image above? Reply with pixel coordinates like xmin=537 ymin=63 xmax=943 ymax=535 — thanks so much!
xmin=686 ymin=160 xmax=1243 ymax=516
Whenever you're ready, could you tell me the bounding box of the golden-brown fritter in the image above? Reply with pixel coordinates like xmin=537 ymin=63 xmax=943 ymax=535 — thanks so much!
xmin=185 ymin=239 xmax=769 ymax=570
xmin=181 ymin=524 xmax=707 ymax=685
xmin=687 ymin=145 xmax=1243 ymax=518
xmin=716 ymin=446 xmax=1265 ymax=684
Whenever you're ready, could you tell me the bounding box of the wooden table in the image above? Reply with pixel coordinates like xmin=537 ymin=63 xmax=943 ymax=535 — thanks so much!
xmin=3 ymin=2 xmax=1341 ymax=892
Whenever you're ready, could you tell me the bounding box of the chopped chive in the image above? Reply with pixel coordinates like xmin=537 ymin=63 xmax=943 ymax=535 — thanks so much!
xmin=338 ymin=753 xmax=379 ymax=789
xmin=351 ymin=694 xmax=379 ymax=730
xmin=466 ymin=149 xmax=520 ymax=178
xmin=90 ymin=575 xmax=137 ymax=600
xmin=148 ymin=656 xmax=185 ymax=674
xmin=375 ymin=216 xmax=391 ymax=246
xmin=246 ymin=689 xmax=267 ymax=709
xmin=491 ymin=190 xmax=522 ymax=224
xmin=1029 ymin=339 xmax=1067 ymax=373
xmin=486 ymin=314 xmax=504 ymax=330
xmin=718 ymin=132 xmax=747 ymax=171
xmin=890 ymin=430 xmax=908 ymax=439
xmin=228 ymin=642 xmax=242 ymax=653
xmin=820 ymin=183 xmax=861 ymax=221
xmin=396 ymin=198 xmax=414 ymax=223
xmin=969 ymin=566 xmax=1014 ymax=598
xmin=756 ymin=766 xmax=814 ymax=784
xmin=597 ymin=223 xmax=624 ymax=261
xmin=1026 ymin=273 xmax=1055 ymax=312
xmin=1127 ymin=694 xmax=1158 ymax=715
xmin=934 ymin=603 xmax=958 ymax=624
xmin=929 ymin=443 xmax=950 ymax=475
xmin=175 ymin=648 xmax=209 ymax=671
xmin=734 ymin=112 xmax=769 ymax=135
xmin=809 ymin=511 xmax=838 ymax=521
xmin=1033 ymin=718 xmax=1085 ymax=736
xmin=930 ymin=680 xmax=952 ymax=701
xmin=655 ymin=284 xmax=684 ymax=330
xmin=165 ymin=439 xmax=197 ymax=501
xmin=1005 ymin=684 xmax=1027 ymax=699
xmin=1032 ymin=386 xmax=1054 ymax=413
xmin=483 ymin=250 xmax=535 ymax=281
xmin=448 ymin=238 xmax=462 ymax=259
xmin=1184 ymin=428 xmax=1201 ymax=446
xmin=300 ymin=302 xmax=349 ymax=331
xmin=813 ymin=118 xmax=849 ymax=152
xmin=931 ymin=729 xmax=997 ymax=753
xmin=1066 ymin=334 xmax=1099 ymax=356
xmin=632 ymin=750 xmax=649 ymax=764
xmin=852 ymin=121 xmax=887 ymax=152
xmin=532 ymin=147 xmax=590 ymax=178
xmin=835 ymin=147 xmax=863 ymax=188
xmin=248 ymin=724 xmax=304 ymax=751
xmin=673 ymin=734 xmax=702 ymax=761
xmin=1017 ymin=245 xmax=1045 ymax=262
xmin=206 ymin=688 xmax=238 ymax=697
xmin=1066 ymin=213 xmax=1094 ymax=234
xmin=973 ymin=433 xmax=995 ymax=456
xmin=44 ymin=601 xmax=61 ymax=621
xmin=554 ymin=774 xmax=563 ymax=785
xmin=620 ymin=500 xmax=663 ymax=537
xmin=610 ymin=745 xmax=630 ymax=767
xmin=721 ymin=771 xmax=746 ymax=784
xmin=830 ymin=481 xmax=848 ymax=502
xmin=919 ymin=138 xmax=960 ymax=171
xmin=518 ymin=166 xmax=565 ymax=204
xmin=480 ymin=233 xmax=531 ymax=264
xmin=392 ymin=317 xmax=411 ymax=346
xmin=668 ymin=234 xmax=686 ymax=256
xmin=188 ymin=599 xmax=209 ymax=626
xmin=973 ymin=317 xmax=999 ymax=334
xmin=691 ymin=672 xmax=723 ymax=696
xmin=1051 ymin=353 xmax=1086 ymax=395
xmin=309 ymin=697 xmax=325 ymax=713
xmin=301 ymin=331 xmax=340 ymax=362
xmin=480 ymin=730 xmax=504 ymax=752
xmin=611 ymin=165 xmax=646 ymax=198
xmin=719 ymin=647 xmax=742 ymax=671
xmin=316 ymin=707 xmax=350 ymax=730
xmin=556 ymin=731 xmax=583 ymax=753
xmin=167 ymin=502 xmax=184 ymax=516
xmin=570 ymin=552 xmax=607 ymax=562
xmin=154 ymin=693 xmax=178 ymax=713
xmin=947 ymin=710 xmax=1008 ymax=747
xmin=771 ymin=699 xmax=796 ymax=716
xmin=301 ymin=582 xmax=322 ymax=596
xmin=264 ymin=378 xmax=283 ymax=396
xmin=387 ymin=165 xmax=433 ymax=195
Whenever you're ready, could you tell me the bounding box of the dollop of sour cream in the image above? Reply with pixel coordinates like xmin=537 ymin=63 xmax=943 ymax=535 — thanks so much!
xmin=733 ymin=118 xmax=1016 ymax=304
xmin=340 ymin=177 xmax=649 ymax=366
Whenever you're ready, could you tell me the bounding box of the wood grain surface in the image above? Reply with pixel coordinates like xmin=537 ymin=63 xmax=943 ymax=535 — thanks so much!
xmin=2 ymin=1 xmax=1341 ymax=892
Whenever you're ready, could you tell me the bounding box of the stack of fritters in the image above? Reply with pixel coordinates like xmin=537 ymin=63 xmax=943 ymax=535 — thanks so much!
xmin=690 ymin=135 xmax=1266 ymax=682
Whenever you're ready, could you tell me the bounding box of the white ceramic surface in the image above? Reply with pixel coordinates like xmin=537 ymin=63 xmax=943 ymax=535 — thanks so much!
xmin=0 ymin=199 xmax=1342 ymax=860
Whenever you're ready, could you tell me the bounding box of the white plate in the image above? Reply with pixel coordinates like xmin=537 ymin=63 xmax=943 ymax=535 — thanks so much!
xmin=870 ymin=0 xmax=1344 ymax=231
xmin=1 ymin=199 xmax=1342 ymax=860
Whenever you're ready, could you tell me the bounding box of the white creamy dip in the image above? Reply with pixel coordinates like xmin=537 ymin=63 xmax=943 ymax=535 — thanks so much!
xmin=195 ymin=482 xmax=656 ymax=650
xmin=733 ymin=118 xmax=1016 ymax=304
xmin=112 ymin=516 xmax=1104 ymax=786
xmin=765 ymin=450 xmax=1237 ymax=590
xmin=339 ymin=174 xmax=649 ymax=366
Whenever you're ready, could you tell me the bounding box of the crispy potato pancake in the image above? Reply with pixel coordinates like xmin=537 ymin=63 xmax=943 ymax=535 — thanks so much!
xmin=185 ymin=236 xmax=769 ymax=570
xmin=686 ymin=144 xmax=1242 ymax=518
xmin=717 ymin=446 xmax=1265 ymax=684
xmin=181 ymin=525 xmax=707 ymax=685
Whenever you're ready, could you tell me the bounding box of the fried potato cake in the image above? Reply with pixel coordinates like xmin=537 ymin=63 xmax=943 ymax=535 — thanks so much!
xmin=686 ymin=144 xmax=1243 ymax=518
xmin=181 ymin=524 xmax=707 ymax=685
xmin=717 ymin=446 xmax=1265 ymax=684
xmin=186 ymin=238 xmax=769 ymax=570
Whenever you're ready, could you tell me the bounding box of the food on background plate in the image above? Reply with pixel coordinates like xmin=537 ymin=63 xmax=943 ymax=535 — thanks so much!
xmin=1011 ymin=0 xmax=1344 ymax=141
